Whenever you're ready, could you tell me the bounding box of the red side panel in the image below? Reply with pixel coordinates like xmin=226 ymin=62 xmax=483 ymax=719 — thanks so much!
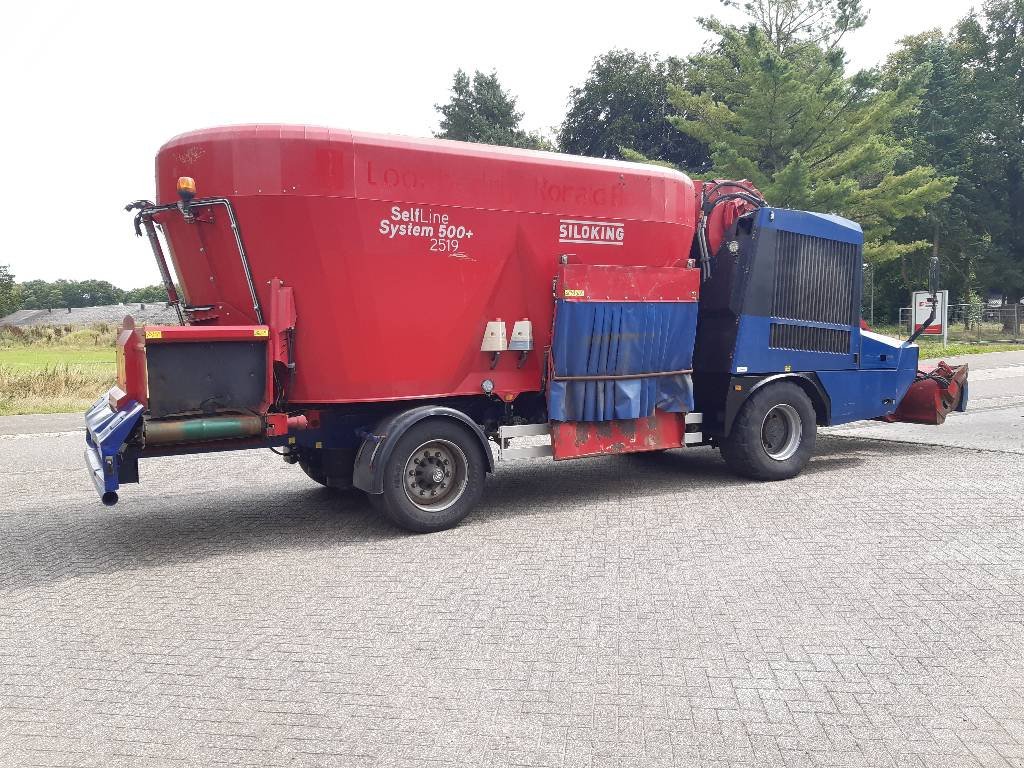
xmin=142 ymin=325 xmax=270 ymax=342
xmin=153 ymin=125 xmax=699 ymax=405
xmin=555 ymin=263 xmax=700 ymax=303
xmin=267 ymin=278 xmax=297 ymax=368
xmin=116 ymin=327 xmax=147 ymax=407
xmin=551 ymin=411 xmax=686 ymax=460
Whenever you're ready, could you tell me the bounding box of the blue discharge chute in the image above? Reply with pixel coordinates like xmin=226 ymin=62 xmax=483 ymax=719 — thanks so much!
xmin=547 ymin=301 xmax=698 ymax=422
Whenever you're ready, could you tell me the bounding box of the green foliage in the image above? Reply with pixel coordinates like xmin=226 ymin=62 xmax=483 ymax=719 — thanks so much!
xmin=669 ymin=0 xmax=955 ymax=265
xmin=0 ymin=324 xmax=116 ymax=414
xmin=17 ymin=278 xmax=124 ymax=309
xmin=123 ymin=284 xmax=169 ymax=303
xmin=11 ymin=279 xmax=169 ymax=310
xmin=882 ymin=1 xmax=1024 ymax=306
xmin=867 ymin=2 xmax=1024 ymax=312
xmin=0 ymin=265 xmax=18 ymax=318
xmin=917 ymin=340 xmax=1022 ymax=358
xmin=0 ymin=323 xmax=118 ymax=350
xmin=0 ymin=359 xmax=114 ymax=416
xmin=435 ymin=69 xmax=550 ymax=150
xmin=559 ymin=50 xmax=711 ymax=170
xmin=721 ymin=0 xmax=867 ymax=50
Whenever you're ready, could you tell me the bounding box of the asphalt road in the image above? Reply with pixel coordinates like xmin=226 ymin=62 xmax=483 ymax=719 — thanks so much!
xmin=824 ymin=349 xmax=1024 ymax=453
xmin=1 ymin=351 xmax=1022 ymax=768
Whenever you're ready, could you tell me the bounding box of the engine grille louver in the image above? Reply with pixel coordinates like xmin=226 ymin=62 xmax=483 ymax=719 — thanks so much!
xmin=769 ymin=323 xmax=851 ymax=354
xmin=772 ymin=231 xmax=859 ymax=325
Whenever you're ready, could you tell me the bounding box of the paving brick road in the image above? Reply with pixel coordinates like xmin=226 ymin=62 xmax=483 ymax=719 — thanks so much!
xmin=1 ymin=357 xmax=1023 ymax=767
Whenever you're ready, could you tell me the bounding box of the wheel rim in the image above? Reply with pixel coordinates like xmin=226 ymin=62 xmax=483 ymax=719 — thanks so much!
xmin=403 ymin=439 xmax=468 ymax=513
xmin=760 ymin=403 xmax=802 ymax=461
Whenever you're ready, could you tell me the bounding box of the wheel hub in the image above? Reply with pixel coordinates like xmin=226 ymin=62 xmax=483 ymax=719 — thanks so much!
xmin=760 ymin=403 xmax=802 ymax=461
xmin=403 ymin=439 xmax=467 ymax=512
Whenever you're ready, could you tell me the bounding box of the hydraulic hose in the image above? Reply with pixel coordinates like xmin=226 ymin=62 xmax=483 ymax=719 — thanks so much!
xmin=905 ymin=299 xmax=937 ymax=345
xmin=696 ymin=188 xmax=766 ymax=280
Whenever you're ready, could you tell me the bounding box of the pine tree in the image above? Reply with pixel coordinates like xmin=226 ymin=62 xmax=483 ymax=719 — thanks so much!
xmin=668 ymin=0 xmax=955 ymax=266
xmin=435 ymin=70 xmax=549 ymax=150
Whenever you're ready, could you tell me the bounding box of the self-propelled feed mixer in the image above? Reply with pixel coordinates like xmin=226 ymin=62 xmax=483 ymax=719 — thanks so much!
xmin=85 ymin=125 xmax=968 ymax=532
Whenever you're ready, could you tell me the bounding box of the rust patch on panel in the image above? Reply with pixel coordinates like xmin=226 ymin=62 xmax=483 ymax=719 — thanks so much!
xmin=551 ymin=412 xmax=689 ymax=461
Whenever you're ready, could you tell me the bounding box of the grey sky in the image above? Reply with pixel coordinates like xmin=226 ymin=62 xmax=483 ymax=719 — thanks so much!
xmin=2 ymin=0 xmax=976 ymax=288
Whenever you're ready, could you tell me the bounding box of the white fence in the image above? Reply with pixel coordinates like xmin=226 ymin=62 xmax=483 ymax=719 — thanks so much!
xmin=897 ymin=303 xmax=1022 ymax=343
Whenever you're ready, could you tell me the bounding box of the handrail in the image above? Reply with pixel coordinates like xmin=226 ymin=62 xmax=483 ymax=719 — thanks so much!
xmin=125 ymin=197 xmax=265 ymax=325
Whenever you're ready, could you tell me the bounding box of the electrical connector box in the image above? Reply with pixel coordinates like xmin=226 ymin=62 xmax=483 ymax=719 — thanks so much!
xmin=508 ymin=320 xmax=533 ymax=352
xmin=480 ymin=320 xmax=508 ymax=352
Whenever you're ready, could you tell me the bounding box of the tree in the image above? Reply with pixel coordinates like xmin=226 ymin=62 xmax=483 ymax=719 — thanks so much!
xmin=124 ymin=284 xmax=169 ymax=303
xmin=16 ymin=280 xmax=60 ymax=310
xmin=0 ymin=265 xmax=18 ymax=318
xmin=559 ymin=50 xmax=711 ymax=171
xmin=669 ymin=0 xmax=955 ymax=267
xmin=15 ymin=279 xmax=125 ymax=309
xmin=881 ymin=30 xmax=985 ymax=310
xmin=722 ymin=0 xmax=867 ymax=51
xmin=435 ymin=69 xmax=549 ymax=150
xmin=881 ymin=1 xmax=1024 ymax=312
xmin=954 ymin=1 xmax=1024 ymax=303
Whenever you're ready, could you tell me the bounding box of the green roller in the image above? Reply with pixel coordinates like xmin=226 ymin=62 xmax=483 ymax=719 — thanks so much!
xmin=145 ymin=415 xmax=263 ymax=445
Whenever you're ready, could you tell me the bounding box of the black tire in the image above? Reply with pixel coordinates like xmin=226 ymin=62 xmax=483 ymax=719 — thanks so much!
xmin=371 ymin=418 xmax=486 ymax=533
xmin=299 ymin=457 xmax=329 ymax=486
xmin=720 ymin=381 xmax=816 ymax=481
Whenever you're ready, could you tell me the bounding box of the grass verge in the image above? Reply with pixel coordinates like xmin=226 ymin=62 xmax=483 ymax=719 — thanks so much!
xmin=0 ymin=361 xmax=115 ymax=416
xmin=917 ymin=341 xmax=1022 ymax=359
xmin=0 ymin=323 xmax=119 ymax=415
xmin=0 ymin=346 xmax=115 ymax=367
xmin=0 ymin=324 xmax=1019 ymax=416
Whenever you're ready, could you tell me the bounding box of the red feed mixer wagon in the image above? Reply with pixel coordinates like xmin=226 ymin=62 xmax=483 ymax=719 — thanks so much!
xmin=85 ymin=125 xmax=967 ymax=532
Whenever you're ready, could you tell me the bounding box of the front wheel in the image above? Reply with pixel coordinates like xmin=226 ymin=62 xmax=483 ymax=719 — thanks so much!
xmin=371 ymin=419 xmax=486 ymax=533
xmin=720 ymin=381 xmax=817 ymax=481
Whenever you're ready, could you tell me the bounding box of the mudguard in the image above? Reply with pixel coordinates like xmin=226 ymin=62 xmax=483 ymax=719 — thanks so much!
xmin=352 ymin=406 xmax=494 ymax=495
xmin=723 ymin=372 xmax=831 ymax=435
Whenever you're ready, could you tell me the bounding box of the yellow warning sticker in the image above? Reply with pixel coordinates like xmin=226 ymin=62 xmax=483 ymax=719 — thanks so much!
xmin=563 ymin=288 xmax=585 ymax=298
xmin=145 ymin=330 xmax=162 ymax=339
xmin=253 ymin=328 xmax=269 ymax=337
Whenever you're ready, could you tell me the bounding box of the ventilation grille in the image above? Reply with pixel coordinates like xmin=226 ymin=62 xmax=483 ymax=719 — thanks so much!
xmin=772 ymin=231 xmax=859 ymax=325
xmin=770 ymin=323 xmax=851 ymax=354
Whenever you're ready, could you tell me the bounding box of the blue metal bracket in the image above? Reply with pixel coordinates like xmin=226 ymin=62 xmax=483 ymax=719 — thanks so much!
xmin=84 ymin=392 xmax=144 ymax=504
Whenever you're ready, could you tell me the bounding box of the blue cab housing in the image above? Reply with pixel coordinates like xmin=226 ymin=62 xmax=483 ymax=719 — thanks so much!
xmin=693 ymin=206 xmax=920 ymax=432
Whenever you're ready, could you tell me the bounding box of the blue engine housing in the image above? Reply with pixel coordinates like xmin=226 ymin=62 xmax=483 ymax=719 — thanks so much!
xmin=693 ymin=206 xmax=919 ymax=432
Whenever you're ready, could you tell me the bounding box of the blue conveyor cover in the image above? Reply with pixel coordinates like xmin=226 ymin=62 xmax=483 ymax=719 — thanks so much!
xmin=547 ymin=301 xmax=698 ymax=422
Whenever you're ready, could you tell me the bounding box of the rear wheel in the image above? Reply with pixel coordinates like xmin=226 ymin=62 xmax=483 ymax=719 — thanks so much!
xmin=297 ymin=448 xmax=356 ymax=490
xmin=371 ymin=419 xmax=486 ymax=533
xmin=299 ymin=456 xmax=328 ymax=486
xmin=720 ymin=381 xmax=816 ymax=480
